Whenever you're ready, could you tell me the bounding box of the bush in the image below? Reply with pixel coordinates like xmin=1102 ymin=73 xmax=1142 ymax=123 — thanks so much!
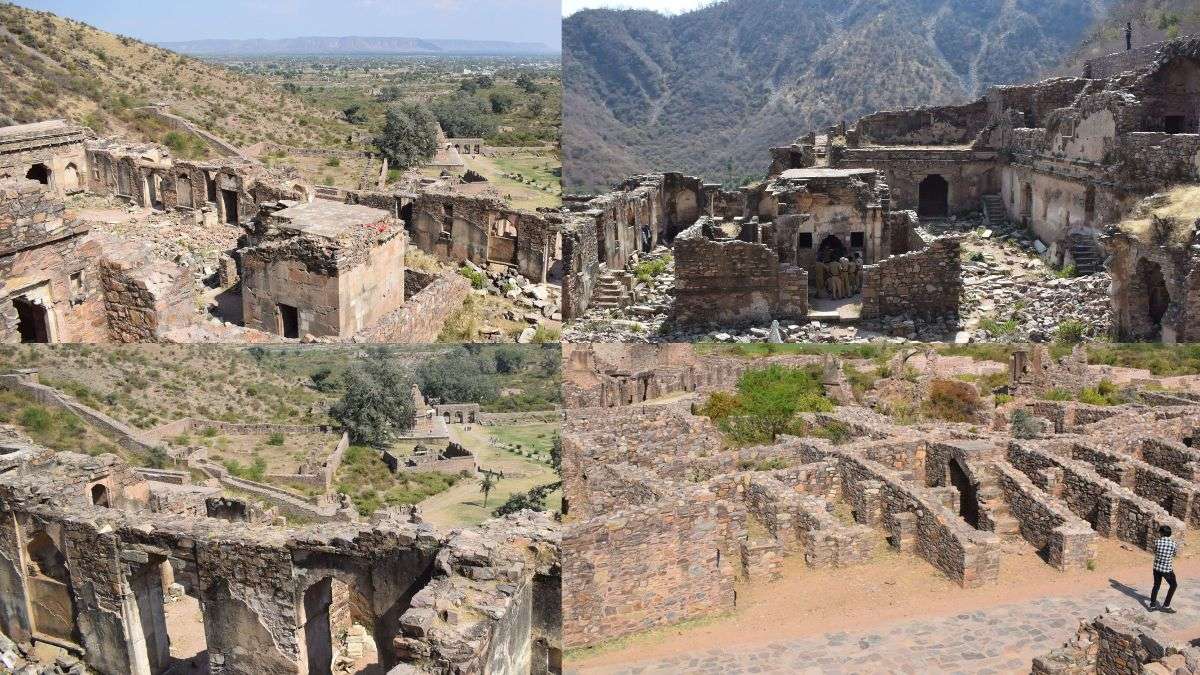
xmin=459 ymin=266 xmax=486 ymax=289
xmin=633 ymin=256 xmax=670 ymax=283
xmin=20 ymin=406 xmax=51 ymax=433
xmin=923 ymin=380 xmax=981 ymax=423
xmin=734 ymin=366 xmax=832 ymax=441
xmin=325 ymin=157 xmax=340 ymax=167
xmin=374 ymin=102 xmax=438 ymax=170
xmin=267 ymin=431 xmax=285 ymax=446
xmin=330 ymin=360 xmax=416 ymax=449
xmin=1043 ymin=388 xmax=1073 ymax=401
xmin=1055 ymin=320 xmax=1087 ymax=345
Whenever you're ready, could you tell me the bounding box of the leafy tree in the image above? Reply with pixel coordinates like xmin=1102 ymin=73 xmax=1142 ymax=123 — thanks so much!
xmin=479 ymin=470 xmax=501 ymax=506
xmin=310 ymin=368 xmax=337 ymax=393
xmin=516 ymin=73 xmax=539 ymax=93
xmin=375 ymin=103 xmax=438 ymax=170
xmin=489 ymin=91 xmax=516 ymax=114
xmin=343 ymin=103 xmax=368 ymax=124
xmin=430 ymin=94 xmax=497 ymax=138
xmin=416 ymin=349 xmax=498 ymax=403
xmin=493 ymin=346 xmax=527 ymax=374
xmin=492 ymin=480 xmax=561 ymax=516
xmin=549 ymin=432 xmax=561 ymax=473
xmin=329 ymin=360 xmax=416 ymax=449
xmin=474 ymin=75 xmax=494 ymax=89
xmin=736 ymin=366 xmax=832 ymax=441
xmin=527 ymin=96 xmax=546 ymax=118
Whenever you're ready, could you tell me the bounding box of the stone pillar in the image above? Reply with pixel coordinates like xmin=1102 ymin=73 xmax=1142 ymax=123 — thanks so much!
xmin=849 ymin=480 xmax=884 ymax=526
xmin=887 ymin=512 xmax=918 ymax=553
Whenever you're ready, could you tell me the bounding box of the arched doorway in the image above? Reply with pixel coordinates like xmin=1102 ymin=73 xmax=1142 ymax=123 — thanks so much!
xmin=26 ymin=531 xmax=78 ymax=644
xmin=1084 ymin=186 xmax=1096 ymax=225
xmin=949 ymin=458 xmax=979 ymax=528
xmin=61 ymin=163 xmax=80 ymax=192
xmin=91 ymin=483 xmax=110 ymax=507
xmin=1138 ymin=258 xmax=1170 ymax=335
xmin=817 ymin=234 xmax=847 ymax=263
xmin=918 ymin=175 xmax=949 ymax=218
xmin=303 ymin=578 xmax=334 ymax=675
xmin=25 ymin=163 xmax=50 ymax=186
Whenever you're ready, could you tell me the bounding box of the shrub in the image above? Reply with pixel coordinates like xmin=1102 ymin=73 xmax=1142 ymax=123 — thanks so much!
xmin=1055 ymin=320 xmax=1087 ymax=345
xmin=1043 ymin=388 xmax=1073 ymax=401
xmin=20 ymin=406 xmax=51 ymax=433
xmin=325 ymin=157 xmax=340 ymax=167
xmin=633 ymin=256 xmax=670 ymax=283
xmin=459 ymin=266 xmax=486 ymax=289
xmin=330 ymin=360 xmax=416 ymax=449
xmin=735 ymin=365 xmax=832 ymax=441
xmin=923 ymin=380 xmax=980 ymax=423
xmin=268 ymin=431 xmax=285 ymax=445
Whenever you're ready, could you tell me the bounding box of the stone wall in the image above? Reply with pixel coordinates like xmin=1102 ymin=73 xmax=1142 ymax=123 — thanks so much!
xmin=853 ymin=100 xmax=991 ymax=147
xmin=861 ymin=237 xmax=962 ymax=320
xmin=0 ymin=372 xmax=157 ymax=455
xmin=1033 ymin=608 xmax=1200 ymax=674
xmin=562 ymin=495 xmax=739 ymax=649
xmin=98 ymin=241 xmax=196 ymax=342
xmin=992 ymin=461 xmax=1096 ymax=570
xmin=672 ymin=220 xmax=807 ymax=327
xmin=351 ymin=271 xmax=471 ymax=343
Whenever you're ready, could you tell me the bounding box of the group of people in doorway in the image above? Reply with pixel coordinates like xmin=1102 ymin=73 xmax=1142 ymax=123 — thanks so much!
xmin=811 ymin=252 xmax=864 ymax=300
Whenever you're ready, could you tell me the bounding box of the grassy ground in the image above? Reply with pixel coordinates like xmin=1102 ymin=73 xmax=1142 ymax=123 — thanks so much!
xmin=0 ymin=388 xmax=122 ymax=458
xmin=334 ymin=444 xmax=461 ymax=517
xmin=416 ymin=423 xmax=560 ymax=528
xmin=461 ymin=151 xmax=561 ymax=210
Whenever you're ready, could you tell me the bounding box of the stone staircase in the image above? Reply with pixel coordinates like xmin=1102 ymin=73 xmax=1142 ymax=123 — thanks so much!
xmin=589 ymin=268 xmax=633 ymax=311
xmin=981 ymin=194 xmax=1007 ymax=229
xmin=977 ymin=473 xmax=1022 ymax=543
xmin=1066 ymin=233 xmax=1105 ymax=275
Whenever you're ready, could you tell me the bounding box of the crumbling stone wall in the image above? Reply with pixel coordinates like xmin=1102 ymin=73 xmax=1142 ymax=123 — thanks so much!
xmin=672 ymin=219 xmax=807 ymax=327
xmin=0 ymin=120 xmax=90 ymax=198
xmin=992 ymin=461 xmax=1096 ymax=570
xmin=351 ymin=271 xmax=470 ymax=343
xmin=562 ymin=496 xmax=739 ymax=649
xmin=1033 ymin=608 xmax=1200 ymax=674
xmin=861 ymin=237 xmax=962 ymax=320
xmin=98 ymin=242 xmax=196 ymax=342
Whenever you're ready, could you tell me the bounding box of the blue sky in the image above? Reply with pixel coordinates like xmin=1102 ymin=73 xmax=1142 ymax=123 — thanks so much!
xmin=12 ymin=0 xmax=562 ymax=49
xmin=563 ymin=0 xmax=714 ymax=16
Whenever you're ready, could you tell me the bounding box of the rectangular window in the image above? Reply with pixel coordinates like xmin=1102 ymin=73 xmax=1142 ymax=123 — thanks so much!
xmin=69 ymin=272 xmax=84 ymax=305
xmin=798 ymin=233 xmax=813 ymax=249
xmin=1164 ymin=116 xmax=1186 ymax=135
xmin=851 ymin=232 xmax=865 ymax=248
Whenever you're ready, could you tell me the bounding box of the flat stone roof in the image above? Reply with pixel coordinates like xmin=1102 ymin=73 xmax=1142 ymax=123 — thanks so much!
xmin=0 ymin=119 xmax=73 ymax=138
xmin=272 ymin=200 xmax=391 ymax=239
xmin=780 ymin=167 xmax=878 ymax=180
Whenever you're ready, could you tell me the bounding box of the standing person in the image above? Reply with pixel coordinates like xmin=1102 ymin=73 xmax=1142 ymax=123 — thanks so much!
xmin=1150 ymin=525 xmax=1179 ymax=612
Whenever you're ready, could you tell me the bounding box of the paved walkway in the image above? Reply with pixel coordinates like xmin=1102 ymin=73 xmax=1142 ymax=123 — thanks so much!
xmin=570 ymin=579 xmax=1200 ymax=674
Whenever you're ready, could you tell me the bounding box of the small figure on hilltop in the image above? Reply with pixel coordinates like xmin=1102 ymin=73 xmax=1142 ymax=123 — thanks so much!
xmin=1126 ymin=22 xmax=1133 ymax=51
xmin=1149 ymin=524 xmax=1179 ymax=613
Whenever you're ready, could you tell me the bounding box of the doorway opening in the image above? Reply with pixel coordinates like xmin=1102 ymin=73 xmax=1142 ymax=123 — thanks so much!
xmin=278 ymin=304 xmax=300 ymax=339
xmin=220 ymin=189 xmax=238 ymax=224
xmin=304 ymin=578 xmax=334 ymax=675
xmin=91 ymin=483 xmax=110 ymax=507
xmin=1165 ymin=115 xmax=1186 ymax=134
xmin=1138 ymin=259 xmax=1170 ymax=335
xmin=949 ymin=458 xmax=980 ymax=528
xmin=918 ymin=175 xmax=949 ymax=218
xmin=26 ymin=531 xmax=78 ymax=644
xmin=1021 ymin=183 xmax=1034 ymax=224
xmin=25 ymin=163 xmax=49 ymax=186
xmin=13 ymin=296 xmax=51 ymax=343
xmin=816 ymin=234 xmax=847 ymax=263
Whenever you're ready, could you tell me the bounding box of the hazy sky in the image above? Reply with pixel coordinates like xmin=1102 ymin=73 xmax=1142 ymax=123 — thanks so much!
xmin=11 ymin=0 xmax=562 ymax=48
xmin=562 ymin=0 xmax=716 ymax=16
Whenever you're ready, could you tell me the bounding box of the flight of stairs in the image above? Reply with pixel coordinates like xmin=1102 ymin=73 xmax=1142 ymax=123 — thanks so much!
xmin=589 ymin=269 xmax=633 ymax=311
xmin=1067 ymin=233 xmax=1105 ymax=275
xmin=981 ymin=194 xmax=1007 ymax=229
xmin=977 ymin=474 xmax=1022 ymax=543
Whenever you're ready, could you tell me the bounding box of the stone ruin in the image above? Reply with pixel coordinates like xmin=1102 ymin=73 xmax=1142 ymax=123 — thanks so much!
xmin=1033 ymin=607 xmax=1200 ymax=674
xmin=0 ymin=427 xmax=560 ymax=674
xmin=1 ymin=118 xmax=562 ymax=345
xmin=562 ymin=36 xmax=1200 ymax=343
xmin=561 ymin=344 xmax=1200 ymax=649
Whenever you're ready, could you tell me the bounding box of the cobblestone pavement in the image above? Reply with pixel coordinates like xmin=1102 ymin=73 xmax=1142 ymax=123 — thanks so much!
xmin=570 ymin=579 xmax=1200 ymax=674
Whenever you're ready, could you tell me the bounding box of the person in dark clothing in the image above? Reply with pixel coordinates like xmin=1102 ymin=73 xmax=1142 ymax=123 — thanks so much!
xmin=1126 ymin=22 xmax=1133 ymax=51
xmin=1150 ymin=524 xmax=1179 ymax=612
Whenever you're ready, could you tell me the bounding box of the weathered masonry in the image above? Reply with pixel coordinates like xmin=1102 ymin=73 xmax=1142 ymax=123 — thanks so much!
xmin=240 ymin=200 xmax=407 ymax=339
xmin=562 ymin=344 xmax=1199 ymax=649
xmin=0 ymin=120 xmax=89 ymax=197
xmin=0 ymin=429 xmax=560 ymax=675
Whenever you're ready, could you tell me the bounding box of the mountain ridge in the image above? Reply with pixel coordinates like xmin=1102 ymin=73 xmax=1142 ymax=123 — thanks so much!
xmin=563 ymin=0 xmax=1118 ymax=192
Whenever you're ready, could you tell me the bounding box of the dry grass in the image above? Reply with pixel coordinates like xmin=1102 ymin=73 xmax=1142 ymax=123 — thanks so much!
xmin=1120 ymin=185 xmax=1200 ymax=247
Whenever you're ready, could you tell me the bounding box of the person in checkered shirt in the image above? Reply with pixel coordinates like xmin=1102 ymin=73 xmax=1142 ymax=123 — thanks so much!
xmin=1150 ymin=525 xmax=1179 ymax=613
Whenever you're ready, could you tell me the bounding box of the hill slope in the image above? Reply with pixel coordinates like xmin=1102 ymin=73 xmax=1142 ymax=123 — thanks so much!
xmin=0 ymin=2 xmax=352 ymax=152
xmin=564 ymin=0 xmax=1113 ymax=191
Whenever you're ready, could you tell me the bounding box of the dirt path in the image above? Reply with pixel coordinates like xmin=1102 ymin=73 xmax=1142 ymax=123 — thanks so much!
xmin=568 ymin=539 xmax=1200 ymax=674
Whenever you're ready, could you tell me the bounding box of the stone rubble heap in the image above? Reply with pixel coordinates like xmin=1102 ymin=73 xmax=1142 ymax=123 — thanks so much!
xmin=0 ymin=632 xmax=88 ymax=675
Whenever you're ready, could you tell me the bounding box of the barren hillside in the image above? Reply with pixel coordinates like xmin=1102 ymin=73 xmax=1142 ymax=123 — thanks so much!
xmin=0 ymin=2 xmax=353 ymax=153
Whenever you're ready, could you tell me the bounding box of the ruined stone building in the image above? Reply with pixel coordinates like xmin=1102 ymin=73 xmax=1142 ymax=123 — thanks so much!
xmin=0 ymin=118 xmax=562 ymax=344
xmin=0 ymin=428 xmax=560 ymax=674
xmin=562 ymin=37 xmax=1200 ymax=343
xmin=562 ymin=345 xmax=1200 ymax=649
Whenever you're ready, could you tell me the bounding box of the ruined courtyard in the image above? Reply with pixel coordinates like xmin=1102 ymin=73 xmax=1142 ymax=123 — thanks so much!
xmin=561 ymin=343 xmax=1200 ymax=673
xmin=561 ymin=37 xmax=1200 ymax=346
xmin=0 ymin=344 xmax=563 ymax=674
xmin=1 ymin=116 xmax=563 ymax=346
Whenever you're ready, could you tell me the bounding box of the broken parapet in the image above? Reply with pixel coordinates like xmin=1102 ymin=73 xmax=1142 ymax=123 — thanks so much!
xmin=1032 ymin=607 xmax=1200 ymax=674
xmin=96 ymin=235 xmax=196 ymax=342
xmin=395 ymin=510 xmax=560 ymax=674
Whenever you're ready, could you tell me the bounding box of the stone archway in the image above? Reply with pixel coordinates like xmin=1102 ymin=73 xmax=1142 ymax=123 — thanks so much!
xmin=61 ymin=163 xmax=80 ymax=192
xmin=817 ymin=234 xmax=847 ymax=263
xmin=918 ymin=175 xmax=949 ymax=218
xmin=25 ymin=163 xmax=50 ymax=186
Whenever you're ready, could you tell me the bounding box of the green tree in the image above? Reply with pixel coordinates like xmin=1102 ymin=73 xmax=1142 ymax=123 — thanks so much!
xmin=736 ymin=366 xmax=832 ymax=441
xmin=493 ymin=346 xmax=527 ymax=374
xmin=489 ymin=91 xmax=516 ymax=114
xmin=416 ymin=349 xmax=498 ymax=403
xmin=342 ymin=103 xmax=368 ymax=125
xmin=329 ymin=360 xmax=416 ymax=449
xmin=479 ymin=470 xmax=501 ymax=506
xmin=492 ymin=480 xmax=561 ymax=516
xmin=430 ymin=94 xmax=497 ymax=138
xmin=516 ymin=72 xmax=538 ymax=93
xmin=375 ymin=103 xmax=438 ymax=170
